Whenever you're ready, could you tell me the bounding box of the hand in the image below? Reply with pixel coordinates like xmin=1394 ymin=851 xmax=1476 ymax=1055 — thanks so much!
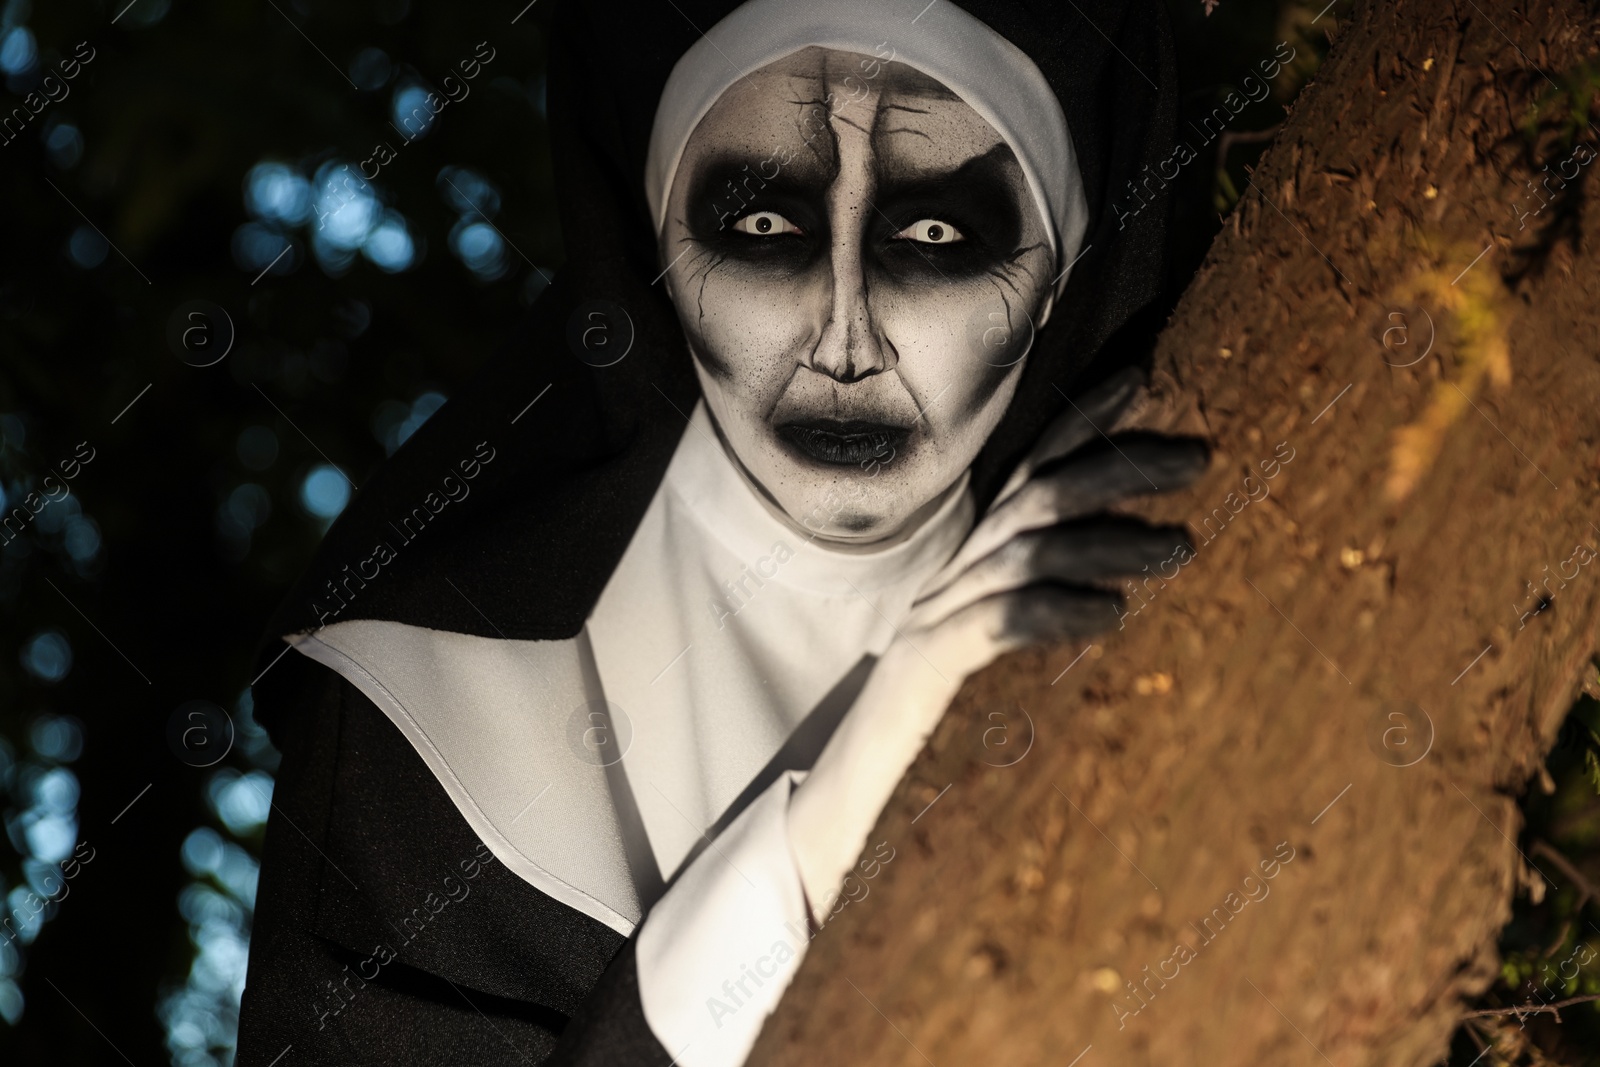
xmin=788 ymin=368 xmax=1207 ymax=923
xmin=903 ymin=367 xmax=1208 ymax=683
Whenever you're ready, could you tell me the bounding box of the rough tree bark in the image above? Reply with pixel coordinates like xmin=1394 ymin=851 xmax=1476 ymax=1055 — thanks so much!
xmin=749 ymin=2 xmax=1600 ymax=1065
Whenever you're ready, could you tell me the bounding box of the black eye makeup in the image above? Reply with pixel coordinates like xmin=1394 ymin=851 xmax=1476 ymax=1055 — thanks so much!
xmin=681 ymin=154 xmax=830 ymax=264
xmin=869 ymin=144 xmax=1025 ymax=276
xmin=674 ymin=140 xmax=1031 ymax=281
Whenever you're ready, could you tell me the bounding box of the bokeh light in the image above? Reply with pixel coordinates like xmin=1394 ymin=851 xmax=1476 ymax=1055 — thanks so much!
xmin=28 ymin=716 xmax=83 ymax=762
xmin=43 ymin=121 xmax=82 ymax=168
xmin=391 ymin=81 xmax=437 ymax=140
xmin=60 ymin=514 xmax=99 ymax=564
xmin=312 ymin=162 xmax=378 ymax=250
xmin=0 ymin=27 xmax=36 ymax=76
xmin=298 ymin=466 xmax=351 ymax=521
xmin=362 ymin=211 xmax=416 ymax=272
xmin=349 ymin=47 xmax=391 ymax=91
xmin=66 ymin=226 xmax=107 ymax=269
xmin=205 ymin=770 xmax=272 ymax=838
xmin=244 ymin=163 xmax=312 ymax=227
xmin=20 ymin=767 xmax=78 ymax=864
xmin=19 ymin=631 xmax=70 ymax=684
xmin=449 ymin=219 xmax=507 ymax=280
xmin=0 ymin=0 xmax=561 ymax=1055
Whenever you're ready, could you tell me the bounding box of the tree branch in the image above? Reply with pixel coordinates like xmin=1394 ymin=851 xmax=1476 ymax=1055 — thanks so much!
xmin=1461 ymin=993 xmax=1600 ymax=1022
xmin=1530 ymin=839 xmax=1600 ymax=913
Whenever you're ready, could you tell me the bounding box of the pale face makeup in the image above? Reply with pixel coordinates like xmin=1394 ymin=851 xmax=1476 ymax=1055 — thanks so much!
xmin=660 ymin=46 xmax=1055 ymax=544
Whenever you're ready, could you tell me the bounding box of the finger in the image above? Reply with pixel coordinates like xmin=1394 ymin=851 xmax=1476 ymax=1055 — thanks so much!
xmin=912 ymin=520 xmax=1190 ymax=628
xmin=993 ymin=367 xmax=1147 ymax=507
xmin=1003 ymin=584 xmax=1125 ymax=641
xmin=933 ymin=436 xmax=1209 ymax=591
xmin=920 ymin=585 xmax=1124 ymax=678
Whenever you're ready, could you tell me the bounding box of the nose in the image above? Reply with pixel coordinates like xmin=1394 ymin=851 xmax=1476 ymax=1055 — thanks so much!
xmin=804 ymin=233 xmax=896 ymax=383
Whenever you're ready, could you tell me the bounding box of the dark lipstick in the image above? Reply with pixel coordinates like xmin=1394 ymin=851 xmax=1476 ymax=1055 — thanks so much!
xmin=775 ymin=419 xmax=912 ymax=466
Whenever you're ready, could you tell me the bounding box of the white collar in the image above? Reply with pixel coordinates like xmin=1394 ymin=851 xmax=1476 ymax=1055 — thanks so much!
xmin=661 ymin=400 xmax=974 ymax=599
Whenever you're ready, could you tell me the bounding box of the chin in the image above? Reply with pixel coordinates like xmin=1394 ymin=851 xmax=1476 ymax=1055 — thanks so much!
xmin=765 ymin=450 xmax=950 ymax=545
xmin=696 ymin=380 xmax=975 ymax=545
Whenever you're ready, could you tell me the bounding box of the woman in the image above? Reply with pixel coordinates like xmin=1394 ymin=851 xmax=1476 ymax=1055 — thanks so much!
xmin=238 ymin=0 xmax=1198 ymax=1064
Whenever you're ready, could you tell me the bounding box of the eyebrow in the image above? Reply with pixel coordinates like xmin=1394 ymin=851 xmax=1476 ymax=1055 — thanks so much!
xmin=677 ymin=137 xmax=1026 ymax=244
xmin=690 ymin=151 xmax=831 ymax=199
xmin=872 ymin=142 xmax=1023 ymax=203
xmin=680 ymin=151 xmax=834 ymax=234
xmin=687 ymin=145 xmax=1021 ymax=214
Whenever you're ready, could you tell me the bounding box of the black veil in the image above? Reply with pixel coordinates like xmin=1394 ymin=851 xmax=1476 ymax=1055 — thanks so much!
xmin=252 ymin=0 xmax=1179 ymax=718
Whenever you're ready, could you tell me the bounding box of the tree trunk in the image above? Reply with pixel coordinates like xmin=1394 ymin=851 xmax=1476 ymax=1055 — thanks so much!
xmin=748 ymin=2 xmax=1600 ymax=1064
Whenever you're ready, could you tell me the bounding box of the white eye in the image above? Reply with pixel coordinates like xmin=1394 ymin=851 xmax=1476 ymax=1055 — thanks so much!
xmin=893 ymin=218 xmax=963 ymax=244
xmin=731 ymin=211 xmax=803 ymax=236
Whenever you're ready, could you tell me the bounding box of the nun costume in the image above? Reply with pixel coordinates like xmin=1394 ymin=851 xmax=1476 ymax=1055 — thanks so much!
xmin=237 ymin=0 xmax=1192 ymax=1063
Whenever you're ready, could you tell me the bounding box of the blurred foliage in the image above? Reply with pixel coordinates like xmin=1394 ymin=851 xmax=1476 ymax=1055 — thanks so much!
xmin=1520 ymin=59 xmax=1600 ymax=142
xmin=1446 ymin=687 xmax=1600 ymax=1067
xmin=1 ymin=1 xmax=557 ymax=1062
xmin=5 ymin=0 xmax=1591 ymax=1065
xmin=1161 ymin=0 xmax=1332 ymax=286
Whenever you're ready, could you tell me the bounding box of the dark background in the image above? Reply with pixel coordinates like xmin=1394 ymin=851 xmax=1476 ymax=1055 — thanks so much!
xmin=1 ymin=1 xmax=1593 ymax=1064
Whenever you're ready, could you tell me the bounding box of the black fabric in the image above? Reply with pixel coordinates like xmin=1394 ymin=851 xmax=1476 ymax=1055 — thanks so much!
xmin=242 ymin=1 xmax=1180 ymax=1062
xmin=238 ymin=653 xmax=649 ymax=1065
xmin=251 ymin=0 xmax=1179 ymax=665
xmin=546 ymin=937 xmax=675 ymax=1067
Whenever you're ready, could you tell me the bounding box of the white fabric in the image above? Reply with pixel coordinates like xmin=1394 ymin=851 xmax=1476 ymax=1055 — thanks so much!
xmin=597 ymin=401 xmax=970 ymax=1065
xmin=633 ymin=770 xmax=813 ymax=1066
xmin=287 ymin=621 xmax=643 ymax=935
xmin=287 ymin=401 xmax=972 ymax=1066
xmin=587 ymin=401 xmax=972 ymax=884
xmin=643 ymin=0 xmax=1088 ymax=291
